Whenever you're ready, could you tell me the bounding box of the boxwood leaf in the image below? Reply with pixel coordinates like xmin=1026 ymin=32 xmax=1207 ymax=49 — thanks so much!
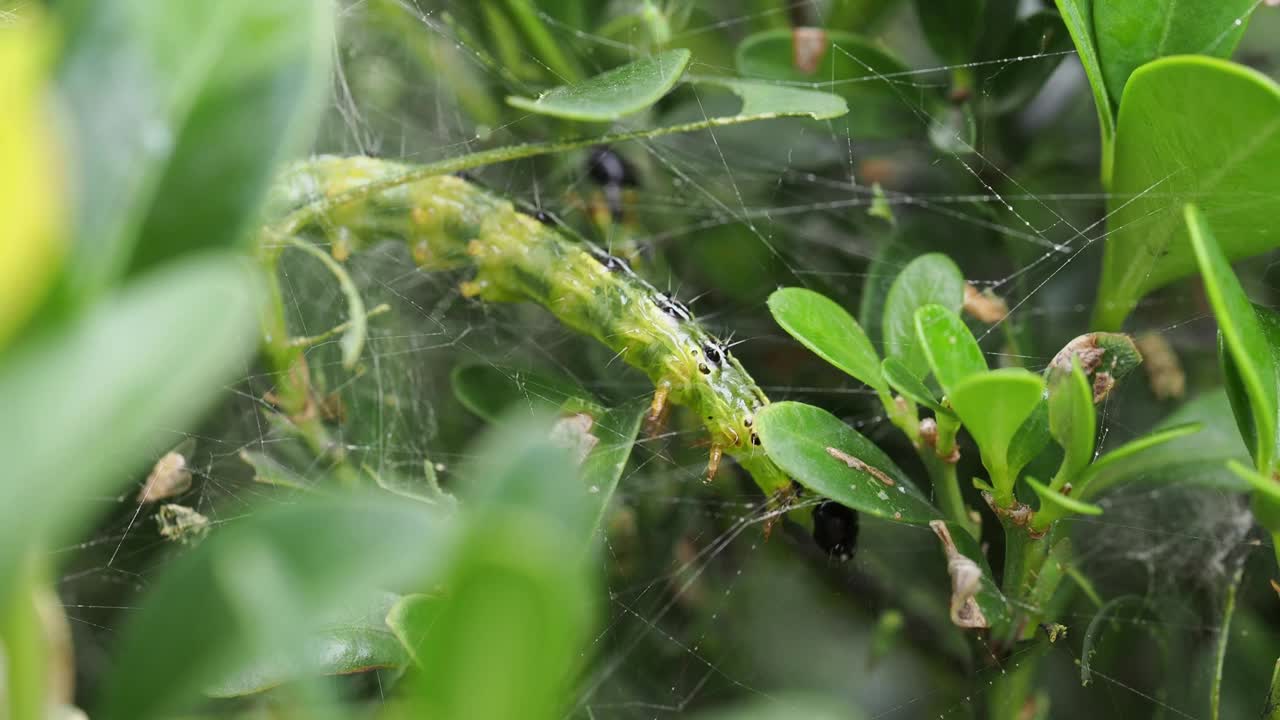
xmin=914 ymin=303 xmax=987 ymax=395
xmin=948 ymin=368 xmax=1045 ymax=498
xmin=507 ymin=48 xmax=691 ymax=121
xmin=768 ymin=287 xmax=886 ymax=392
xmin=1186 ymin=204 xmax=1277 ymax=472
xmin=755 ymin=402 xmax=940 ymax=525
xmin=1093 ymin=0 xmax=1255 ymax=101
xmin=1095 ymin=57 xmax=1280 ymax=329
xmin=913 ymin=0 xmax=984 ymax=65
xmin=1048 ymin=357 xmax=1096 ymax=484
xmin=884 ymin=254 xmax=966 ymax=378
xmin=1026 ymin=476 xmax=1103 ymax=518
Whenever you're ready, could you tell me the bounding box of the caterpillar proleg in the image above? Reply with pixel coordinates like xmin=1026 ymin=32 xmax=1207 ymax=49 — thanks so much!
xmin=266 ymin=155 xmax=792 ymax=497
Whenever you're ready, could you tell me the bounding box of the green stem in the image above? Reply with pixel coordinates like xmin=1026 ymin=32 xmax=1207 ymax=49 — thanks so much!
xmin=924 ymin=452 xmax=977 ymax=539
xmin=987 ymin=637 xmax=1050 ymax=720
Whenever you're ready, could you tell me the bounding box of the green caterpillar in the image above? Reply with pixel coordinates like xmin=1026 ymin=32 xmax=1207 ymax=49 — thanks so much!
xmin=267 ymin=155 xmax=792 ymax=498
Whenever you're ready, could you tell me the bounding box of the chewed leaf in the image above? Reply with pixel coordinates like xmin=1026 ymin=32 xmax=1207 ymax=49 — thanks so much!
xmin=1187 ymin=204 xmax=1278 ymax=472
xmin=507 ymin=49 xmax=691 ymax=121
xmin=883 ymin=254 xmax=966 ymax=378
xmin=756 ymin=402 xmax=940 ymax=525
xmin=914 ymin=304 xmax=987 ymax=396
xmin=930 ymin=520 xmax=1011 ymax=631
xmin=768 ymin=287 xmax=885 ymax=392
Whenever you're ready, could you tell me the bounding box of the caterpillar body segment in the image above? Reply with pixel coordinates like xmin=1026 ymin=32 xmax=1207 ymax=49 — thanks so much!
xmin=269 ymin=156 xmax=791 ymax=496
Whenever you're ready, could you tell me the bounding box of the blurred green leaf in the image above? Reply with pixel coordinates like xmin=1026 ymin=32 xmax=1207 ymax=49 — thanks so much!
xmin=205 ymin=592 xmax=409 ymax=697
xmin=1093 ymin=0 xmax=1255 ymax=101
xmin=1053 ymin=0 xmax=1117 ymax=182
xmin=734 ymin=28 xmax=915 ymax=138
xmin=882 ymin=356 xmax=948 ymax=414
xmin=690 ymin=695 xmax=861 ymax=720
xmin=452 ymin=362 xmax=602 ymax=423
xmin=768 ymin=287 xmax=886 ymax=393
xmin=914 ymin=303 xmax=987 ymax=395
xmin=1096 ymin=58 xmax=1280 ymax=329
xmin=755 ymin=401 xmax=941 ymax=524
xmin=688 ymin=75 xmax=848 ymax=120
xmin=507 ymin=48 xmax=690 ymax=121
xmin=1048 ymin=357 xmax=1096 ymax=485
xmin=948 ymin=368 xmax=1045 ymax=499
xmin=914 ymin=0 xmax=983 ymax=65
xmin=55 ymin=0 xmax=332 ymax=299
xmin=1186 ymin=204 xmax=1277 ymax=472
xmin=0 ymin=255 xmax=261 ymax=590
xmin=98 ymin=494 xmax=451 ymax=720
xmin=989 ymin=11 xmax=1072 ymax=113
xmin=883 ymin=254 xmax=966 ymax=379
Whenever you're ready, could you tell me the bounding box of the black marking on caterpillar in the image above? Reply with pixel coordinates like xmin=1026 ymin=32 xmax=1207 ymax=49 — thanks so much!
xmin=267 ymin=155 xmax=791 ymax=496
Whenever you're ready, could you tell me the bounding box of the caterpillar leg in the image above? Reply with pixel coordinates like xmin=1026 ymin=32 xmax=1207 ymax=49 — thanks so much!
xmin=705 ymin=444 xmax=723 ymax=484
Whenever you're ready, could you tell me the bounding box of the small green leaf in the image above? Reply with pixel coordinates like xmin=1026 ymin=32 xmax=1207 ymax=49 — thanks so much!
xmin=948 ymin=368 xmax=1045 ymax=499
xmin=287 ymin=238 xmax=367 ymax=369
xmin=0 ymin=255 xmax=261 ymax=590
xmin=881 ymin=357 xmax=948 ymax=415
xmin=1186 ymin=204 xmax=1278 ymax=472
xmin=1048 ymin=357 xmax=1096 ymax=485
xmin=687 ymin=75 xmax=848 ymax=120
xmin=1095 ymin=58 xmax=1280 ymax=329
xmin=1221 ymin=304 xmax=1280 ymax=475
xmin=55 ymin=0 xmax=331 ymax=300
xmin=506 ymin=49 xmax=691 ymax=121
xmin=1026 ymin=476 xmax=1103 ymax=518
xmin=1226 ymin=461 xmax=1280 ymax=509
xmin=755 ymin=402 xmax=941 ymax=525
xmin=1007 ymin=401 xmax=1051 ymax=480
xmin=883 ymin=254 xmax=966 ymax=378
xmin=1053 ymin=0 xmax=1116 ymax=183
xmin=768 ymin=287 xmax=885 ymax=392
xmin=451 ymin=363 xmax=601 ymax=423
xmin=1074 ymin=423 xmax=1205 ymax=500
xmin=914 ymin=304 xmax=987 ymax=395
xmin=205 ymin=592 xmax=409 ymax=697
xmin=1093 ymin=0 xmax=1255 ymax=101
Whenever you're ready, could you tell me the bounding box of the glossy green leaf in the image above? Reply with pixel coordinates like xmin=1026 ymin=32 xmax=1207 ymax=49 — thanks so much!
xmin=883 ymin=254 xmax=966 ymax=378
xmin=98 ymin=495 xmax=451 ymax=720
xmin=205 ymin=592 xmax=409 ymax=697
xmin=1093 ymin=0 xmax=1255 ymax=101
xmin=452 ymin=363 xmax=601 ymax=423
xmin=1186 ymin=204 xmax=1278 ymax=472
xmin=1026 ymin=476 xmax=1103 ymax=518
xmin=948 ymin=368 xmax=1045 ymax=498
xmin=768 ymin=287 xmax=885 ymax=392
xmin=1096 ymin=57 xmax=1280 ymax=329
xmin=1007 ymin=401 xmax=1051 ymax=481
xmin=55 ymin=0 xmax=331 ymax=299
xmin=0 ymin=256 xmax=261 ymax=590
xmin=881 ymin=357 xmax=948 ymax=415
xmin=755 ymin=402 xmax=940 ymax=524
xmin=913 ymin=0 xmax=983 ymax=64
xmin=507 ymin=49 xmax=691 ymax=121
xmin=1221 ymin=304 xmax=1280 ymax=475
xmin=733 ymin=29 xmax=915 ymax=138
xmin=1053 ymin=0 xmax=1116 ymax=182
xmin=1048 ymin=357 xmax=1096 ymax=485
xmin=914 ymin=304 xmax=987 ymax=395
